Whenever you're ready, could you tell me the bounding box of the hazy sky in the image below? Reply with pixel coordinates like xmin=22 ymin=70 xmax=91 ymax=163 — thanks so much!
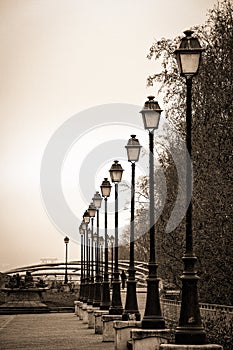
xmin=0 ymin=0 xmax=217 ymax=271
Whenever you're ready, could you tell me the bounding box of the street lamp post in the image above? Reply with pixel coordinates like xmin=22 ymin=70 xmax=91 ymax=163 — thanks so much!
xmin=93 ymin=191 xmax=103 ymax=307
xmin=87 ymin=227 xmax=92 ymax=304
xmin=122 ymin=135 xmax=142 ymax=321
xmin=93 ymin=231 xmax=97 ymax=263
xmin=99 ymin=236 xmax=105 ymax=278
xmin=83 ymin=210 xmax=90 ymax=302
xmin=79 ymin=224 xmax=85 ymax=301
xmin=64 ymin=236 xmax=69 ymax=285
xmin=93 ymin=231 xmax=97 ymax=299
xmin=87 ymin=202 xmax=96 ymax=305
xmin=109 ymin=160 xmax=124 ymax=315
xmin=100 ymin=178 xmax=112 ymax=310
xmin=110 ymin=235 xmax=114 ymax=288
xmin=140 ymin=96 xmax=165 ymax=329
xmin=174 ymin=30 xmax=206 ymax=345
xmin=81 ymin=219 xmax=87 ymax=301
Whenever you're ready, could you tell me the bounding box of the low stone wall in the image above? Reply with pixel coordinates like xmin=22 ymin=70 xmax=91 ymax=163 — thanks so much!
xmin=0 ymin=288 xmax=49 ymax=314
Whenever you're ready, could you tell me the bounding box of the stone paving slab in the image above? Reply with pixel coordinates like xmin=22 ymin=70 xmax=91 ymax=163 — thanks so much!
xmin=0 ymin=313 xmax=114 ymax=350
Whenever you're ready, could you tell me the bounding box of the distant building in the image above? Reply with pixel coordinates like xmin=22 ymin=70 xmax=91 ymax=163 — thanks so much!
xmin=40 ymin=258 xmax=58 ymax=264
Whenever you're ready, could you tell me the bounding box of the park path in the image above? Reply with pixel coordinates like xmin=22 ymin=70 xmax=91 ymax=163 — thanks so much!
xmin=0 ymin=290 xmax=147 ymax=349
xmin=0 ymin=312 xmax=114 ymax=350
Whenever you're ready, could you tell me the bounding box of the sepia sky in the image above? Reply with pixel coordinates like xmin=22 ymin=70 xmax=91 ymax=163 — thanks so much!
xmin=0 ymin=0 xmax=217 ymax=271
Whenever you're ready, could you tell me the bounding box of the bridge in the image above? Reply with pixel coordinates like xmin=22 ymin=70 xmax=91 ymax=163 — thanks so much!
xmin=2 ymin=260 xmax=148 ymax=287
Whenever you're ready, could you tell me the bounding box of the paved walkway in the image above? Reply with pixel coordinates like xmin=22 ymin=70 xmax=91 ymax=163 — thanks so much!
xmin=0 ymin=312 xmax=114 ymax=350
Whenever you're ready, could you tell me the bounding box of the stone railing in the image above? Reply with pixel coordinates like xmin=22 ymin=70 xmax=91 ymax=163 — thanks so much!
xmin=161 ymin=298 xmax=233 ymax=323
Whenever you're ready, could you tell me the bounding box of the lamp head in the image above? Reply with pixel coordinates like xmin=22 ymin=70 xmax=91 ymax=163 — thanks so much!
xmin=99 ymin=236 xmax=104 ymax=246
xmin=83 ymin=210 xmax=90 ymax=224
xmin=81 ymin=220 xmax=86 ymax=230
xmin=110 ymin=235 xmax=115 ymax=244
xmin=100 ymin=178 xmax=112 ymax=197
xmin=125 ymin=135 xmax=142 ymax=162
xmin=92 ymin=191 xmax=103 ymax=208
xmin=64 ymin=236 xmax=69 ymax=244
xmin=79 ymin=225 xmax=85 ymax=235
xmin=140 ymin=96 xmax=162 ymax=130
xmin=109 ymin=160 xmax=124 ymax=183
xmin=88 ymin=202 xmax=96 ymax=217
xmin=175 ymin=30 xmax=204 ymax=78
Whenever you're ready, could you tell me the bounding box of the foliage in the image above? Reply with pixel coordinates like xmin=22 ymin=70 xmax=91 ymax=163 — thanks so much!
xmin=147 ymin=0 xmax=233 ymax=305
xmin=202 ymin=311 xmax=233 ymax=350
xmin=120 ymin=0 xmax=233 ymax=305
xmin=42 ymin=289 xmax=77 ymax=308
xmin=163 ymin=310 xmax=233 ymax=349
xmin=119 ymin=177 xmax=150 ymax=262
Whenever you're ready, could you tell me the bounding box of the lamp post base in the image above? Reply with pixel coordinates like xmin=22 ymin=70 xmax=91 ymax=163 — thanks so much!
xmin=175 ymin=256 xmax=207 ymax=345
xmin=141 ymin=264 xmax=165 ymax=329
xmin=141 ymin=316 xmax=166 ymax=330
xmin=87 ymin=279 xmax=95 ymax=305
xmin=109 ymin=274 xmax=123 ymax=315
xmin=99 ymin=280 xmax=110 ymax=310
xmin=175 ymin=327 xmax=207 ymax=345
xmin=122 ymin=278 xmax=140 ymax=321
xmin=93 ymin=280 xmax=102 ymax=307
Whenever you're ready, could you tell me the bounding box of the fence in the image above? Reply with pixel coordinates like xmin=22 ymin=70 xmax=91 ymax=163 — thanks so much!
xmin=161 ymin=298 xmax=233 ymax=324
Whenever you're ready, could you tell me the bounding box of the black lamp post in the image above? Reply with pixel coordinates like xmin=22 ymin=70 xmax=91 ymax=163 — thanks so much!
xmin=87 ymin=227 xmax=92 ymax=304
xmin=92 ymin=191 xmax=103 ymax=307
xmin=83 ymin=210 xmax=90 ymax=302
xmin=93 ymin=232 xmax=97 ymax=262
xmin=64 ymin=236 xmax=69 ymax=284
xmin=99 ymin=235 xmax=105 ymax=278
xmin=99 ymin=178 xmax=112 ymax=310
xmin=122 ymin=135 xmax=142 ymax=321
xmin=93 ymin=231 xmax=97 ymax=291
xmin=81 ymin=220 xmax=87 ymax=301
xmin=93 ymin=233 xmax=97 ymax=272
xmin=174 ymin=30 xmax=206 ymax=345
xmin=79 ymin=224 xmax=85 ymax=301
xmin=109 ymin=160 xmax=124 ymax=315
xmin=87 ymin=202 xmax=96 ymax=305
xmin=140 ymin=96 xmax=165 ymax=329
xmin=110 ymin=235 xmax=114 ymax=288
